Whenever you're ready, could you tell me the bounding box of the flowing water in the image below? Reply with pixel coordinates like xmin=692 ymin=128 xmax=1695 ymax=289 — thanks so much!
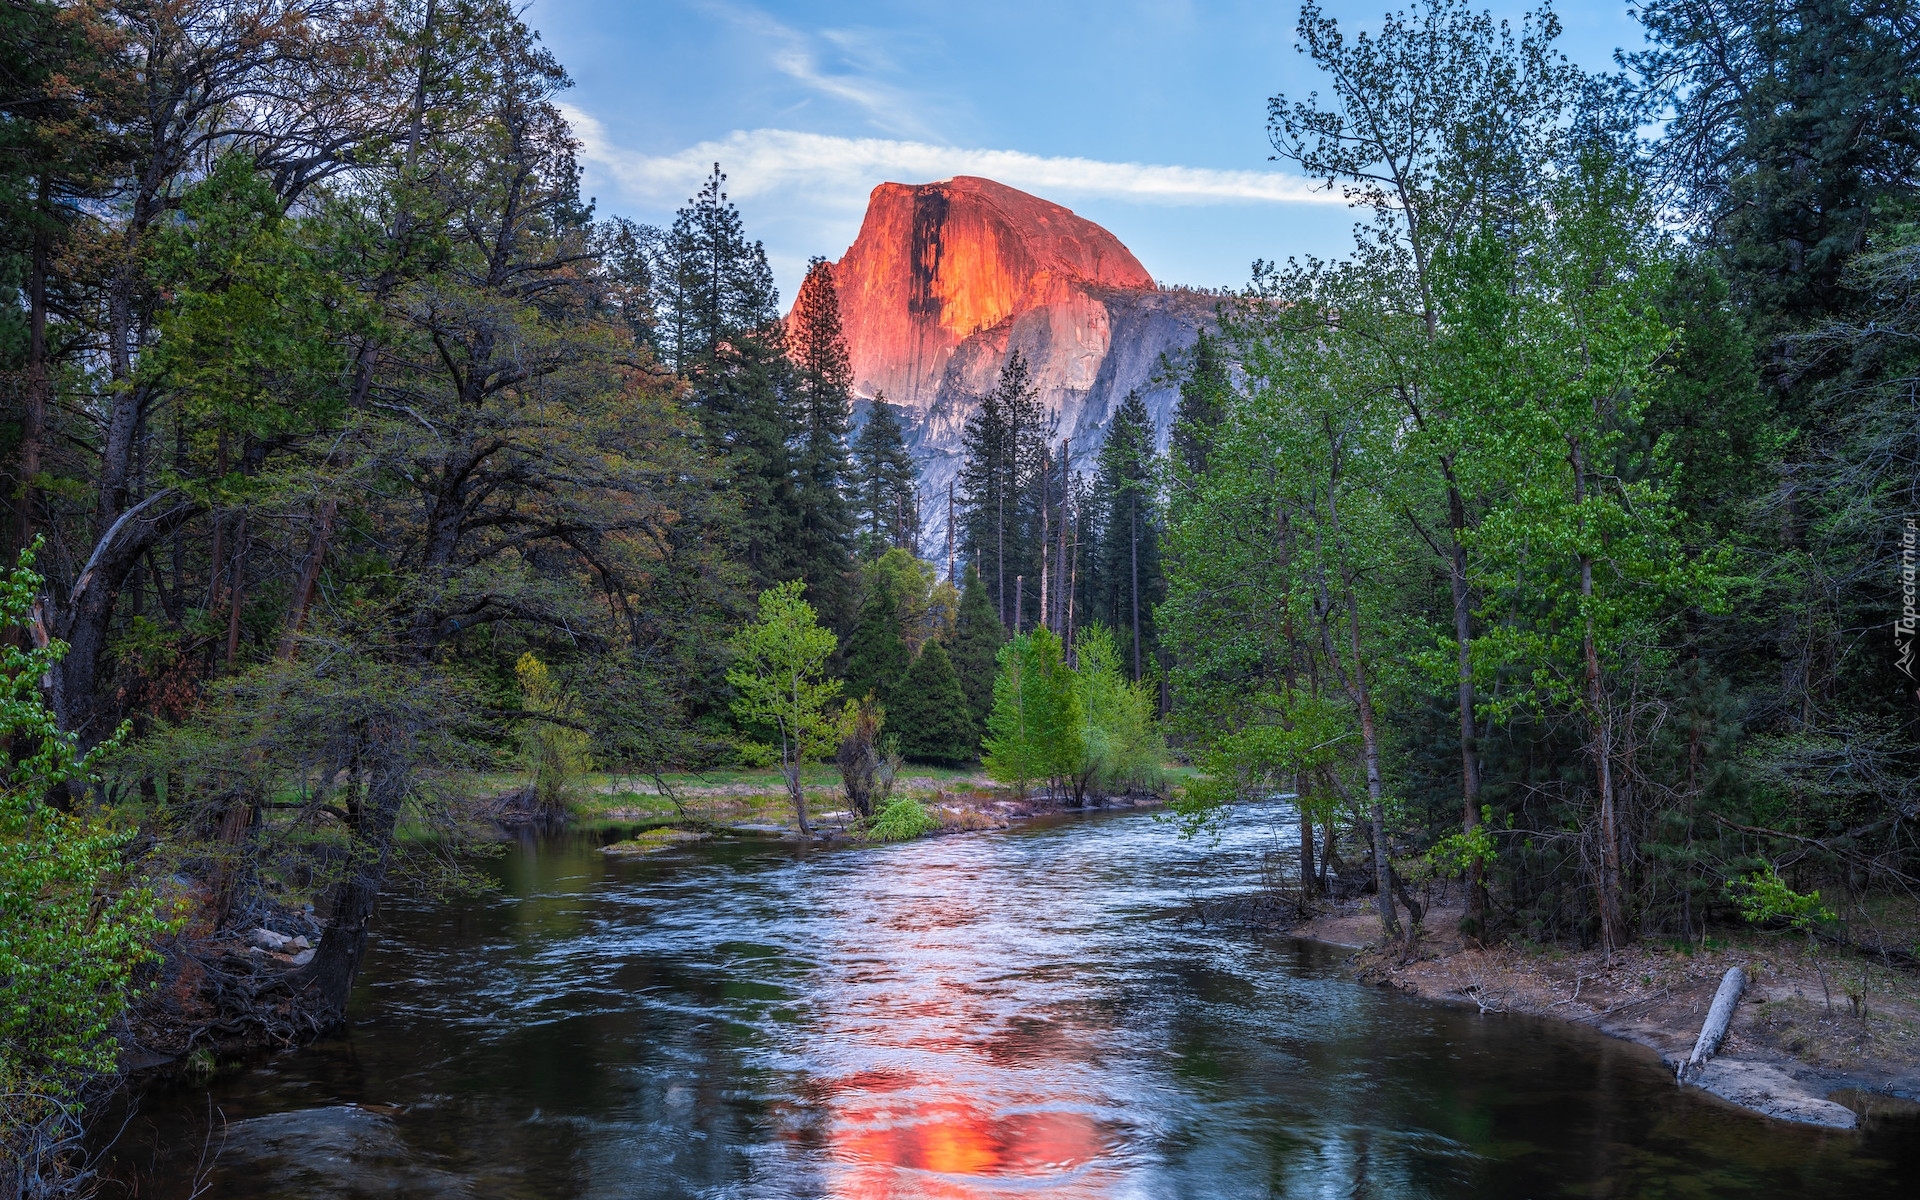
xmin=106 ymin=803 xmax=1918 ymax=1198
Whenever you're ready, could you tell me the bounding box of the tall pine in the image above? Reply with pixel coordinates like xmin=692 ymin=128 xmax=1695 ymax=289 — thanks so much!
xmin=842 ymin=571 xmax=909 ymax=705
xmin=785 ymin=257 xmax=857 ymax=627
xmin=1086 ymin=391 xmax=1163 ymax=681
xmin=851 ymin=396 xmax=919 ymax=558
xmin=949 ymin=565 xmax=1005 ymax=733
xmin=956 ymin=350 xmax=1047 ymax=627
xmin=655 ymin=165 xmax=799 ymax=586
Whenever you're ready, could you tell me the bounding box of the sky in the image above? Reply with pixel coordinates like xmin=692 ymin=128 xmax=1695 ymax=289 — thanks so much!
xmin=527 ymin=0 xmax=1654 ymax=302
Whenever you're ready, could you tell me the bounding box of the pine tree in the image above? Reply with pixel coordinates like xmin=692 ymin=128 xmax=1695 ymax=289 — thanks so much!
xmin=1170 ymin=331 xmax=1230 ymax=479
xmin=786 ymin=256 xmax=857 ymax=626
xmin=654 ymin=164 xmax=802 ymax=587
xmin=656 ymin=164 xmax=779 ymax=373
xmin=949 ymin=565 xmax=1005 ymax=731
xmin=842 ymin=571 xmax=909 ymax=705
xmin=851 ymin=396 xmax=919 ymax=557
xmin=1087 ymin=391 xmax=1163 ymax=681
xmin=891 ymin=640 xmax=978 ymax=764
xmin=956 ymin=350 xmax=1048 ymax=625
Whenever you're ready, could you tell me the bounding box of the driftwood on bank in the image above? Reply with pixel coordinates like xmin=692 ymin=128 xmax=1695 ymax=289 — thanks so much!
xmin=1680 ymin=966 xmax=1745 ymax=1081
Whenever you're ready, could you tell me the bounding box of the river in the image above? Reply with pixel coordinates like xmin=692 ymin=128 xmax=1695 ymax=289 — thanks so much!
xmin=105 ymin=802 xmax=1918 ymax=1197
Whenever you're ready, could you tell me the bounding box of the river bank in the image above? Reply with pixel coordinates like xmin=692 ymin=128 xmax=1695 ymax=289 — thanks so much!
xmin=570 ymin=765 xmax=1171 ymax=840
xmin=1289 ymin=897 xmax=1920 ymax=1130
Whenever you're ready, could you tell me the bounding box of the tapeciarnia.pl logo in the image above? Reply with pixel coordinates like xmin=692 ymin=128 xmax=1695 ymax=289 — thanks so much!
xmin=1899 ymin=516 xmax=1917 ymax=683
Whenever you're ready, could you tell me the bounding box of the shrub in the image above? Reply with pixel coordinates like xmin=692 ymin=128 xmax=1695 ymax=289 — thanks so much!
xmin=0 ymin=547 xmax=171 ymax=1192
xmin=865 ymin=796 xmax=938 ymax=842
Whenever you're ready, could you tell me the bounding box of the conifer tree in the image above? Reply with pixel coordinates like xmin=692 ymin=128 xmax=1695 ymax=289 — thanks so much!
xmin=1170 ymin=331 xmax=1230 ymax=480
xmin=842 ymin=571 xmax=909 ymax=705
xmin=957 ymin=351 xmax=1047 ymax=625
xmin=891 ymin=640 xmax=978 ymax=764
xmin=786 ymin=256 xmax=857 ymax=626
xmin=1087 ymin=391 xmax=1163 ymax=680
xmin=949 ymin=566 xmax=1006 ymax=731
xmin=656 ymin=165 xmax=801 ymax=586
xmin=851 ymin=397 xmax=919 ymax=557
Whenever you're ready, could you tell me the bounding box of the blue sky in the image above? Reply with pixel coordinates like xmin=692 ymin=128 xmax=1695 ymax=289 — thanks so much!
xmin=528 ymin=0 xmax=1651 ymax=301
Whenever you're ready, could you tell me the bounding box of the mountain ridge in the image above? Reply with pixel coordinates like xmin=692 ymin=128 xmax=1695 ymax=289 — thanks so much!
xmin=825 ymin=176 xmax=1218 ymax=556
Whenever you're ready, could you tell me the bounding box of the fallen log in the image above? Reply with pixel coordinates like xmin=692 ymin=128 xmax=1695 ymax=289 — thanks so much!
xmin=1680 ymin=966 xmax=1746 ymax=1081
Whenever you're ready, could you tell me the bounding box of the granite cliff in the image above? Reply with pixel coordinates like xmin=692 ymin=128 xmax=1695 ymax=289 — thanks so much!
xmin=824 ymin=176 xmax=1219 ymax=553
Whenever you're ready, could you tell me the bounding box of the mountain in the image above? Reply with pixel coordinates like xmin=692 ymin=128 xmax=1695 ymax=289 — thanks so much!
xmin=825 ymin=176 xmax=1218 ymax=558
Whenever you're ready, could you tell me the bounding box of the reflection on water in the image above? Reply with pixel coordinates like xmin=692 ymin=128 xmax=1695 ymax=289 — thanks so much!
xmin=105 ymin=804 xmax=1918 ymax=1198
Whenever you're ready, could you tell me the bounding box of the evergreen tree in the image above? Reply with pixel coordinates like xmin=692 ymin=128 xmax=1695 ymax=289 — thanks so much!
xmin=1086 ymin=391 xmax=1164 ymax=681
xmin=1631 ymin=0 xmax=1920 ymax=328
xmin=657 ymin=164 xmax=780 ymax=372
xmin=891 ymin=640 xmax=978 ymax=764
xmin=851 ymin=396 xmax=920 ymax=557
xmin=656 ymin=165 xmax=801 ymax=586
xmin=786 ymin=256 xmax=857 ymax=627
xmin=949 ymin=565 xmax=1006 ymax=731
xmin=842 ymin=571 xmax=909 ymax=705
xmin=956 ymin=350 xmax=1047 ymax=626
xmin=1170 ymin=331 xmax=1230 ymax=479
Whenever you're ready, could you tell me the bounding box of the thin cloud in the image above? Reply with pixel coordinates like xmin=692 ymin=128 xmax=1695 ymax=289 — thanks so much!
xmin=693 ymin=1 xmax=935 ymax=138
xmin=565 ymin=116 xmax=1346 ymax=211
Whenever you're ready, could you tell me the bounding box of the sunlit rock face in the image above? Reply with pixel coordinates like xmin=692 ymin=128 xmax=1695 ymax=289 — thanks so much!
xmin=827 ymin=176 xmax=1218 ymax=555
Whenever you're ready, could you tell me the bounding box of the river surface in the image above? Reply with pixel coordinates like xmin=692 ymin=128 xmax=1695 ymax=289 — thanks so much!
xmin=107 ymin=803 xmax=1918 ymax=1198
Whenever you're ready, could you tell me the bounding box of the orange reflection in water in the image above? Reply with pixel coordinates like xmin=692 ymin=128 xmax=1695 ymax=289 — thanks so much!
xmin=795 ymin=849 xmax=1124 ymax=1198
xmin=825 ymin=1091 xmax=1109 ymax=1198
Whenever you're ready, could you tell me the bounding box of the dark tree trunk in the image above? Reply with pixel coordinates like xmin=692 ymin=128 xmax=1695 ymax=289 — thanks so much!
xmin=1129 ymin=493 xmax=1141 ymax=682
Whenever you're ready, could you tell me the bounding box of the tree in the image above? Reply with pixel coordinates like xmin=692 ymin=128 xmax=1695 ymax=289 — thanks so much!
xmin=1086 ymin=390 xmax=1162 ymax=681
xmin=891 ymin=639 xmax=978 ymax=765
xmin=1075 ymin=625 xmax=1166 ymax=797
xmin=835 ymin=697 xmax=883 ymax=818
xmin=0 ymin=548 xmax=166 ymax=1192
xmin=1170 ymin=331 xmax=1231 ymax=480
xmin=983 ymin=628 xmax=1082 ymax=799
xmin=851 ymin=397 xmax=920 ymax=557
xmin=957 ymin=350 xmax=1047 ymax=625
xmin=786 ymin=256 xmax=857 ymax=626
xmin=1630 ymin=0 xmax=1920 ymax=328
xmin=657 ymin=164 xmax=802 ymax=587
xmin=1267 ymin=0 xmax=1586 ymax=926
xmin=842 ymin=570 xmax=910 ymax=705
xmin=728 ymin=581 xmax=843 ymax=835
xmin=950 ymin=565 xmax=1006 ymax=732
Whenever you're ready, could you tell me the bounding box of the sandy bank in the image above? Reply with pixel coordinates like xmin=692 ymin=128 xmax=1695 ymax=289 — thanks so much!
xmin=1289 ymin=899 xmax=1920 ymax=1130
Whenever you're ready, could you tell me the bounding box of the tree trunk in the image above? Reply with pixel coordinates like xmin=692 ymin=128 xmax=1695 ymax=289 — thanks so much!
xmin=1298 ymin=778 xmax=1317 ymax=904
xmin=1129 ymin=492 xmax=1141 ymax=682
xmin=1313 ymin=452 xmax=1400 ymax=942
xmin=16 ymin=174 xmax=50 ymax=553
xmin=278 ymin=499 xmax=338 ymax=658
xmin=786 ymin=758 xmax=810 ymax=835
xmin=1573 ymin=438 xmax=1628 ymax=953
xmin=225 ymin=514 xmax=248 ymax=670
xmin=1039 ymin=448 xmax=1050 ymax=632
xmin=1446 ymin=478 xmax=1487 ymax=926
xmin=299 ymin=760 xmax=406 ymax=1019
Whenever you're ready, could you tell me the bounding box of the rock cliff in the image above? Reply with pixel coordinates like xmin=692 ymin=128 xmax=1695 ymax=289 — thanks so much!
xmin=825 ymin=176 xmax=1219 ymax=554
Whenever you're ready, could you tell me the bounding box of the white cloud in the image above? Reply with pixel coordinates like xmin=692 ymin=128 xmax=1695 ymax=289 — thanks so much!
xmin=564 ymin=116 xmax=1347 ymax=214
xmin=694 ymin=1 xmax=935 ymax=138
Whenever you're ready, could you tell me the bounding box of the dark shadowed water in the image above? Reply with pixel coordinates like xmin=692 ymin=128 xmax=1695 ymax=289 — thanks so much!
xmin=104 ymin=802 xmax=1918 ymax=1198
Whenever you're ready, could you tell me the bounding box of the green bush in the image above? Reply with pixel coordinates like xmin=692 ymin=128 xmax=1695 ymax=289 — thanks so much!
xmin=0 ymin=547 xmax=171 ymax=1186
xmin=865 ymin=796 xmax=938 ymax=842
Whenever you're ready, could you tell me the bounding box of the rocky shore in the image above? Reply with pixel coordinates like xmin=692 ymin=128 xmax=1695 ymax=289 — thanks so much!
xmin=1289 ymin=899 xmax=1920 ymax=1130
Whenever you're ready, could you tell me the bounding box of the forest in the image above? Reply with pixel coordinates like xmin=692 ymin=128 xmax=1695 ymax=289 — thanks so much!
xmin=1 ymin=0 xmax=1916 ymax=1191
